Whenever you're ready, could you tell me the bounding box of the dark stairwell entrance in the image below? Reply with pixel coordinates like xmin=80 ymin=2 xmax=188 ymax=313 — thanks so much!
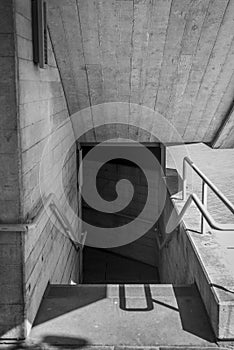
xmin=29 ymin=144 xmax=217 ymax=347
xmin=81 ymin=144 xmax=162 ymax=284
xmin=83 ymin=247 xmax=160 ymax=284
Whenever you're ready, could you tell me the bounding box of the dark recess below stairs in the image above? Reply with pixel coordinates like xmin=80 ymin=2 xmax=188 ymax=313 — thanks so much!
xmin=83 ymin=247 xmax=160 ymax=284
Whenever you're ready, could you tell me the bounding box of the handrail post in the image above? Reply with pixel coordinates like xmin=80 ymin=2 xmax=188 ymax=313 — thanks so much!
xmin=183 ymin=159 xmax=187 ymax=200
xmin=201 ymin=181 xmax=208 ymax=234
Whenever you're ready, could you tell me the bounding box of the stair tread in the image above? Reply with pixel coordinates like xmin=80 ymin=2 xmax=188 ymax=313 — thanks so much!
xmin=29 ymin=284 xmax=216 ymax=347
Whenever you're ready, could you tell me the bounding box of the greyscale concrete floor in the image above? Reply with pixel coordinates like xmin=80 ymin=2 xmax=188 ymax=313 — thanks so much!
xmin=27 ymin=284 xmax=216 ymax=348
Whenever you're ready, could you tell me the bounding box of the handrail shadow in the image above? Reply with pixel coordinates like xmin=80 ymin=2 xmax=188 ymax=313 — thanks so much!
xmin=119 ymin=284 xmax=154 ymax=311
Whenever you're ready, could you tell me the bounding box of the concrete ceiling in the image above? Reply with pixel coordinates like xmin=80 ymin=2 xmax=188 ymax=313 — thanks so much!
xmin=48 ymin=0 xmax=234 ymax=147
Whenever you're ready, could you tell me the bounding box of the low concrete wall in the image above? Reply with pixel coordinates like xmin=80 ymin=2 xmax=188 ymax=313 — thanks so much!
xmin=159 ymin=173 xmax=234 ymax=339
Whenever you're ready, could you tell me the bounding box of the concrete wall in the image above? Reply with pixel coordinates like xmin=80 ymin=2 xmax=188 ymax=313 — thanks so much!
xmin=0 ymin=0 xmax=81 ymax=340
xmin=15 ymin=0 xmax=80 ymax=335
xmin=159 ymin=192 xmax=195 ymax=284
xmin=158 ymin=178 xmax=234 ymax=339
xmin=48 ymin=0 xmax=234 ymax=145
xmin=158 ymin=190 xmax=220 ymax=335
xmin=0 ymin=0 xmax=25 ymax=340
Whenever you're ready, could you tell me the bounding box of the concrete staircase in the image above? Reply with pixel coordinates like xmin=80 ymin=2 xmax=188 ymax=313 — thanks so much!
xmin=26 ymin=283 xmax=219 ymax=349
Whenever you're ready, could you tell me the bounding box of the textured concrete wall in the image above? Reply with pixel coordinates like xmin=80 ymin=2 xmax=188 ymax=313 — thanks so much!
xmin=0 ymin=0 xmax=80 ymax=340
xmin=15 ymin=0 xmax=80 ymax=335
xmin=48 ymin=0 xmax=234 ymax=145
xmin=159 ymin=192 xmax=195 ymax=284
xmin=0 ymin=0 xmax=20 ymax=223
xmin=158 ymin=191 xmax=219 ymax=335
xmin=0 ymin=0 xmax=25 ymax=340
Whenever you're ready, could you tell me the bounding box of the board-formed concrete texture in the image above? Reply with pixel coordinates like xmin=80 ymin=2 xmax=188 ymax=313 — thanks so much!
xmin=0 ymin=0 xmax=81 ymax=339
xmin=0 ymin=0 xmax=25 ymax=340
xmin=160 ymin=143 xmax=234 ymax=339
xmin=47 ymin=0 xmax=234 ymax=146
xmin=15 ymin=0 xmax=81 ymax=337
xmin=28 ymin=284 xmax=216 ymax=348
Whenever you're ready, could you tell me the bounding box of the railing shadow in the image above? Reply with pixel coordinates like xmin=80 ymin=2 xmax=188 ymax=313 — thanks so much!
xmin=119 ymin=284 xmax=154 ymax=311
xmin=119 ymin=283 xmax=215 ymax=343
xmin=211 ymin=283 xmax=234 ymax=294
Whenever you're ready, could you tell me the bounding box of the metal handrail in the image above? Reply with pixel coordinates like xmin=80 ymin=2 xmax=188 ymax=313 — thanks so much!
xmin=183 ymin=156 xmax=234 ymax=234
xmin=157 ymin=157 xmax=234 ymax=250
xmin=0 ymin=193 xmax=86 ymax=250
xmin=183 ymin=157 xmax=234 ymax=214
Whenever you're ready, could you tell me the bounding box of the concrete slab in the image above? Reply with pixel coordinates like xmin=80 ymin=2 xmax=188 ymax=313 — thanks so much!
xmin=28 ymin=284 xmax=216 ymax=348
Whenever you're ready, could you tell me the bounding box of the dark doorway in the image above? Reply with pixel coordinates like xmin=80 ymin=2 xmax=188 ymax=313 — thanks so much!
xmin=79 ymin=144 xmax=163 ymax=284
xmin=83 ymin=247 xmax=160 ymax=284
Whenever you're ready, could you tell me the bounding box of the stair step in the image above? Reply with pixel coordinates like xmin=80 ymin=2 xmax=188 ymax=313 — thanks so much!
xmin=28 ymin=284 xmax=217 ymax=348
